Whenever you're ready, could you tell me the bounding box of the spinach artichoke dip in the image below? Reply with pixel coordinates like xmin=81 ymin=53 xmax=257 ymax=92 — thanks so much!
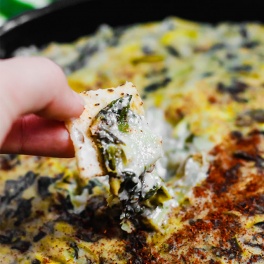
xmin=1 ymin=17 xmax=264 ymax=263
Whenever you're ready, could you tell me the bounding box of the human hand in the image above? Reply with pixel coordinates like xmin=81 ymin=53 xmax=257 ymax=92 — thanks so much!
xmin=0 ymin=57 xmax=84 ymax=158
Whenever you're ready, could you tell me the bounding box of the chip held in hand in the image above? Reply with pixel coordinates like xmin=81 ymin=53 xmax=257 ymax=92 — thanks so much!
xmin=66 ymin=81 xmax=155 ymax=181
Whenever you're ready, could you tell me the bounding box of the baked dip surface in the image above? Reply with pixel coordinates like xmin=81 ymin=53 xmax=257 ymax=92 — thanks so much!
xmin=1 ymin=17 xmax=264 ymax=263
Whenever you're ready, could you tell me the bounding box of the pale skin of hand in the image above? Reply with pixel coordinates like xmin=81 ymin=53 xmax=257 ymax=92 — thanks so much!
xmin=0 ymin=57 xmax=84 ymax=158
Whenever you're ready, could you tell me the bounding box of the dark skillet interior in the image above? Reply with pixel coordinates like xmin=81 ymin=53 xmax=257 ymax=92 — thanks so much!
xmin=1 ymin=0 xmax=264 ymax=58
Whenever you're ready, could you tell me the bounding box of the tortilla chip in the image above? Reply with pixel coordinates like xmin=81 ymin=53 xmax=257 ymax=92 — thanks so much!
xmin=66 ymin=82 xmax=144 ymax=181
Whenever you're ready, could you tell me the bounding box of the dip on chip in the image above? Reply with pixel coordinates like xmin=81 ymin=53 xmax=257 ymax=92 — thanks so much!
xmin=66 ymin=82 xmax=171 ymax=231
xmin=66 ymin=82 xmax=145 ymax=180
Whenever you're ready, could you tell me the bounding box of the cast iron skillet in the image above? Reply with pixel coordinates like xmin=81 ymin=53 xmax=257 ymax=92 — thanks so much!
xmin=0 ymin=0 xmax=264 ymax=58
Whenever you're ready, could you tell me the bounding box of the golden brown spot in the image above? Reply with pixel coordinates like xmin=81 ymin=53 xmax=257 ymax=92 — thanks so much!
xmin=108 ymin=89 xmax=114 ymax=92
xmin=94 ymin=103 xmax=100 ymax=106
xmin=208 ymin=96 xmax=217 ymax=104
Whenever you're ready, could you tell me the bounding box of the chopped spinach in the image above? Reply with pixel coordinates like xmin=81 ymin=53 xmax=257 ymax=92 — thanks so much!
xmin=0 ymin=229 xmax=25 ymax=246
xmin=242 ymin=41 xmax=259 ymax=49
xmin=233 ymin=150 xmax=264 ymax=168
xmin=118 ymin=114 xmax=130 ymax=133
xmin=144 ymin=77 xmax=171 ymax=93
xmin=217 ymin=81 xmax=248 ymax=95
xmin=84 ymin=179 xmax=103 ymax=194
xmin=11 ymin=240 xmax=31 ymax=253
xmin=0 ymin=154 xmax=20 ymax=170
xmin=217 ymin=81 xmax=249 ymax=103
xmin=230 ymin=65 xmax=252 ymax=72
xmin=239 ymin=24 xmax=248 ymax=39
xmin=33 ymin=231 xmax=47 ymax=242
xmin=31 ymin=260 xmax=41 ymax=264
xmin=4 ymin=171 xmax=37 ymax=201
xmin=95 ymin=95 xmax=132 ymax=133
xmin=57 ymin=194 xmax=74 ymax=211
xmin=76 ymin=230 xmax=104 ymax=243
xmin=236 ymin=109 xmax=264 ymax=127
xmin=69 ymin=241 xmax=79 ymax=259
xmin=166 ymin=46 xmax=180 ymax=57
xmin=0 ymin=234 xmax=12 ymax=244
xmin=0 ymin=229 xmax=30 ymax=254
xmin=202 ymin=72 xmax=214 ymax=78
xmin=209 ymin=43 xmax=226 ymax=52
xmin=37 ymin=175 xmax=62 ymax=198
xmin=14 ymin=198 xmax=33 ymax=226
xmin=254 ymin=221 xmax=264 ymax=229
